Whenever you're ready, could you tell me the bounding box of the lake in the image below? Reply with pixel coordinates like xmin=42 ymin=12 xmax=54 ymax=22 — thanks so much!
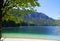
xmin=3 ymin=26 xmax=59 ymax=36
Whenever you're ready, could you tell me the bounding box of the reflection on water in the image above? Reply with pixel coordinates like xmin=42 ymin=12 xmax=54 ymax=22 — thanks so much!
xmin=3 ymin=26 xmax=59 ymax=35
xmin=56 ymin=26 xmax=60 ymax=35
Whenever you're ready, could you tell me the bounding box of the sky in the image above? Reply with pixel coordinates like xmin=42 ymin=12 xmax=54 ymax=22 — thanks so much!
xmin=35 ymin=0 xmax=60 ymax=19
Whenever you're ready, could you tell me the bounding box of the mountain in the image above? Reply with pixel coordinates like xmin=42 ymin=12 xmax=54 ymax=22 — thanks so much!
xmin=55 ymin=20 xmax=60 ymax=26
xmin=24 ymin=12 xmax=56 ymax=26
xmin=2 ymin=12 xmax=56 ymax=27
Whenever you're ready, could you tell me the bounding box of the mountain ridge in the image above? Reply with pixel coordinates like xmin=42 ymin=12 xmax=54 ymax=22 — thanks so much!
xmin=24 ymin=12 xmax=56 ymax=26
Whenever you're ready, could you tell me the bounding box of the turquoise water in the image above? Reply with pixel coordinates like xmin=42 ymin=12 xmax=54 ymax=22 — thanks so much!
xmin=3 ymin=26 xmax=59 ymax=36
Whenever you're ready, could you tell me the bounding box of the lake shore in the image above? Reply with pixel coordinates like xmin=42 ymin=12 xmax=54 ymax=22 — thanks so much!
xmin=1 ymin=38 xmax=57 ymax=41
xmin=2 ymin=33 xmax=59 ymax=40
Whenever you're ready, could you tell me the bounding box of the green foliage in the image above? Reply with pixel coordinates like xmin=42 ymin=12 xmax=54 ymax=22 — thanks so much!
xmin=55 ymin=20 xmax=60 ymax=26
xmin=2 ymin=0 xmax=40 ymax=23
xmin=24 ymin=18 xmax=56 ymax=26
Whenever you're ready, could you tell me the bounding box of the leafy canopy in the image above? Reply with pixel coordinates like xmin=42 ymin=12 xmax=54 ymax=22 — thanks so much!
xmin=2 ymin=0 xmax=40 ymax=23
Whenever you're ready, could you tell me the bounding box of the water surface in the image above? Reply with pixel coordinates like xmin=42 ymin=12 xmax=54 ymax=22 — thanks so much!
xmin=3 ymin=26 xmax=59 ymax=36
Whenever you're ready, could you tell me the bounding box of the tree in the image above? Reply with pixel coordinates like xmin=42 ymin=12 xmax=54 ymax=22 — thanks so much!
xmin=1 ymin=0 xmax=40 ymax=39
xmin=2 ymin=0 xmax=40 ymax=23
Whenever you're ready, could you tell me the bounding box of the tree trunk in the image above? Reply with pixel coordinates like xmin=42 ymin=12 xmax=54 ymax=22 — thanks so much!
xmin=0 ymin=0 xmax=3 ymax=39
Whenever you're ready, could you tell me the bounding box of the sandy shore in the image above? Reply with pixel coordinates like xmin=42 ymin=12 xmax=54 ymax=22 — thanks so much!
xmin=1 ymin=38 xmax=58 ymax=41
xmin=2 ymin=33 xmax=60 ymax=40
